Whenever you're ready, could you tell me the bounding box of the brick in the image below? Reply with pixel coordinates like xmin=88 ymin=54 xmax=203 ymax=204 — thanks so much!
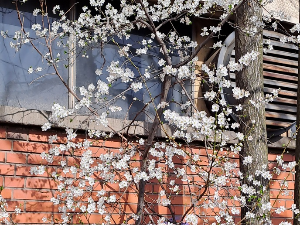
xmin=67 ymin=156 xmax=80 ymax=167
xmin=7 ymin=152 xmax=27 ymax=164
xmin=5 ymin=177 xmax=24 ymax=188
xmin=282 ymin=154 xmax=295 ymax=162
xmin=285 ymin=200 xmax=295 ymax=209
xmin=16 ymin=165 xmax=56 ymax=177
xmin=118 ymin=193 xmax=139 ymax=204
xmin=170 ymin=195 xmax=191 ymax=205
xmin=89 ymin=139 xmax=103 ymax=147
xmin=195 ymin=207 xmax=220 ymax=216
xmin=271 ymin=209 xmax=293 ymax=218
xmin=6 ymin=200 xmax=25 ymax=211
xmin=73 ymin=214 xmax=125 ymax=224
xmin=1 ymin=188 xmax=12 ymax=198
xmin=272 ymin=219 xmax=293 ymax=225
xmin=28 ymin=154 xmax=62 ymax=166
xmin=0 ymin=127 xmax=6 ymax=138
xmin=184 ymin=185 xmax=203 ymax=195
xmin=270 ymin=190 xmax=294 ymax=199
xmin=13 ymin=141 xmax=50 ymax=153
xmin=273 ymin=172 xmax=294 ymax=181
xmin=26 ymin=177 xmax=57 ymax=189
xmin=155 ymin=205 xmax=170 ymax=215
xmin=29 ymin=131 xmax=67 ymax=143
xmin=0 ymin=164 xmax=15 ymax=175
xmin=89 ymin=146 xmax=106 ymax=157
xmin=270 ymin=180 xmax=294 ymax=190
xmin=13 ymin=189 xmax=53 ymax=200
xmin=144 ymin=183 xmax=153 ymax=192
xmin=0 ymin=139 xmax=12 ymax=151
xmin=28 ymin=132 xmax=48 ymax=143
xmin=26 ymin=201 xmax=58 ymax=212
xmin=11 ymin=213 xmax=52 ymax=224
xmin=268 ymin=154 xmax=295 ymax=162
xmin=15 ymin=166 xmax=33 ymax=177
xmin=270 ymin=199 xmax=286 ymax=208
xmin=70 ymin=146 xmax=106 ymax=157
xmin=0 ymin=151 xmax=5 ymax=162
xmin=91 ymin=139 xmax=122 ymax=148
xmin=120 ymin=203 xmax=137 ymax=214
xmin=7 ymin=130 xmax=28 ymax=141
xmin=104 ymin=140 xmax=122 ymax=148
xmin=103 ymin=183 xmax=120 ymax=192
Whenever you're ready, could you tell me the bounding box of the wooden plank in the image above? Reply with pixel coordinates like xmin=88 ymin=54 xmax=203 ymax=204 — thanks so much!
xmin=265 ymin=39 xmax=298 ymax=50
xmin=263 ymin=55 xmax=298 ymax=67
xmin=263 ymin=71 xmax=297 ymax=82
xmin=232 ymin=49 xmax=298 ymax=59
xmin=264 ymin=87 xmax=297 ymax=97
xmin=228 ymin=83 xmax=298 ymax=97
xmin=264 ymin=63 xmax=298 ymax=74
xmin=263 ymin=30 xmax=285 ymax=39
xmin=264 ymin=49 xmax=298 ymax=59
xmin=265 ymin=103 xmax=297 ymax=113
xmin=263 ymin=78 xmax=297 ymax=89
xmin=272 ymin=97 xmax=297 ymax=105
xmin=266 ymin=119 xmax=294 ymax=127
xmin=229 ymin=71 xmax=298 ymax=82
xmin=230 ymin=73 xmax=298 ymax=89
xmin=265 ymin=111 xmax=296 ymax=121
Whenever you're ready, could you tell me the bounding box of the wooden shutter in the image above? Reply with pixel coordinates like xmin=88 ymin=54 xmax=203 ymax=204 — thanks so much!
xmin=218 ymin=30 xmax=298 ymax=137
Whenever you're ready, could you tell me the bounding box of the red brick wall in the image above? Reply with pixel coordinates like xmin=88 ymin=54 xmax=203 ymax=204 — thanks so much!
xmin=0 ymin=124 xmax=295 ymax=224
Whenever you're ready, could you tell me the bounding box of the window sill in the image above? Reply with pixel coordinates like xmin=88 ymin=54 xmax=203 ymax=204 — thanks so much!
xmin=0 ymin=105 xmax=171 ymax=137
xmin=0 ymin=105 xmax=294 ymax=149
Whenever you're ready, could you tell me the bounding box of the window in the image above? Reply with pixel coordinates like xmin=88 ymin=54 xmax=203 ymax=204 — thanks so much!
xmin=76 ymin=35 xmax=190 ymax=121
xmin=0 ymin=0 xmax=192 ymax=123
xmin=0 ymin=1 xmax=69 ymax=111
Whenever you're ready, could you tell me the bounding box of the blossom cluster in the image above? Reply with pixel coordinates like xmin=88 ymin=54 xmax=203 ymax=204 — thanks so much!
xmin=1 ymin=0 xmax=300 ymax=224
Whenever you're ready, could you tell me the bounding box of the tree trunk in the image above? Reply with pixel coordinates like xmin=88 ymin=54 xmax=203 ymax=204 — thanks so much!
xmin=235 ymin=1 xmax=269 ymax=224
xmin=293 ymin=4 xmax=300 ymax=224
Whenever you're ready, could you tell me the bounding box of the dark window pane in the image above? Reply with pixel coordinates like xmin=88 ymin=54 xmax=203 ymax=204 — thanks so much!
xmin=0 ymin=5 xmax=68 ymax=110
xmin=76 ymin=35 xmax=191 ymax=121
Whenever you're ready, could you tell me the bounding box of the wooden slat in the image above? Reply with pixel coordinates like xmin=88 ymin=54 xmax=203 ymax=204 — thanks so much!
xmin=272 ymin=97 xmax=297 ymax=105
xmin=265 ymin=39 xmax=298 ymax=50
xmin=263 ymin=78 xmax=297 ymax=89
xmin=265 ymin=111 xmax=296 ymax=121
xmin=232 ymin=50 xmax=298 ymax=59
xmin=263 ymin=55 xmax=298 ymax=67
xmin=264 ymin=87 xmax=296 ymax=97
xmin=230 ymin=57 xmax=298 ymax=74
xmin=264 ymin=63 xmax=298 ymax=74
xmin=228 ymin=67 xmax=298 ymax=82
xmin=265 ymin=103 xmax=297 ymax=113
xmin=230 ymin=73 xmax=298 ymax=89
xmin=266 ymin=120 xmax=294 ymax=127
xmin=263 ymin=30 xmax=285 ymax=39
xmin=264 ymin=49 xmax=298 ymax=59
xmin=263 ymin=71 xmax=297 ymax=82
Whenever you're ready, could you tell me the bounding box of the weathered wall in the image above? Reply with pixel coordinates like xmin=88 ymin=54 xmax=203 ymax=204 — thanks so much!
xmin=264 ymin=0 xmax=299 ymax=24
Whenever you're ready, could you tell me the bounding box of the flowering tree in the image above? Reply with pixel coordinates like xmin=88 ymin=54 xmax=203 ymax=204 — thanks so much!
xmin=0 ymin=0 xmax=300 ymax=225
xmin=235 ymin=0 xmax=269 ymax=224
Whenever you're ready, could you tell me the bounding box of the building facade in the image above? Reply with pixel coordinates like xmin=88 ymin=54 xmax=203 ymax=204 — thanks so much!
xmin=0 ymin=0 xmax=299 ymax=224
